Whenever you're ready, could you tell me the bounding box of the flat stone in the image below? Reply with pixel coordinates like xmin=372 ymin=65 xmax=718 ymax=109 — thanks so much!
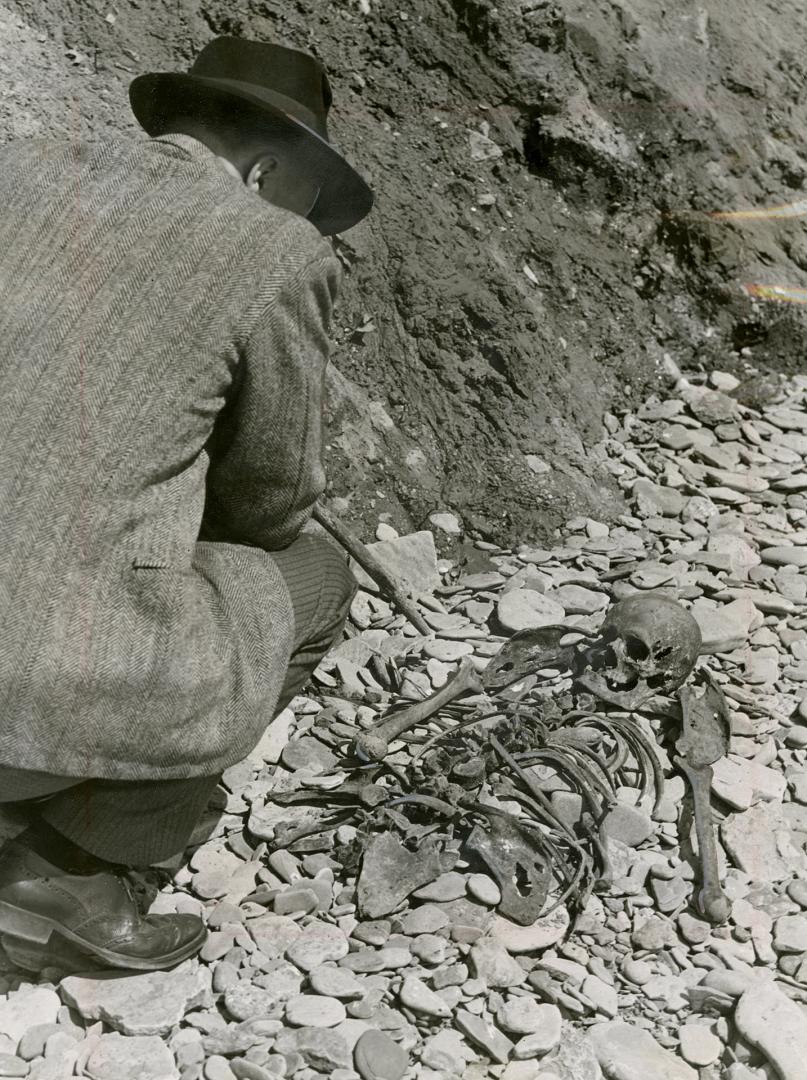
xmin=466 ymin=874 xmax=501 ymax=906
xmin=252 ymin=960 xmax=304 ymax=1003
xmin=651 ymin=874 xmax=691 ymax=914
xmin=429 ymin=512 xmax=462 ymax=536
xmin=455 ymin=1010 xmax=513 ymax=1064
xmin=469 ymin=940 xmax=526 ymax=988
xmin=602 ymin=804 xmax=654 ymax=848
xmin=581 ymin=974 xmax=619 ymax=1018
xmin=286 ymin=921 xmax=350 ymax=971
xmin=497 ymin=589 xmax=565 ymax=632
xmin=0 ymin=1055 xmax=28 ymax=1077
xmin=678 ymin=1024 xmax=722 ymax=1067
xmin=710 ymin=758 xmax=754 ymax=811
xmin=722 ymin=803 xmax=804 ymax=883
xmin=735 ymin=981 xmax=807 ymax=1080
xmin=274 ymin=888 xmax=319 ymax=917
xmin=285 ymin=995 xmax=345 ymax=1027
xmin=399 ymin=905 xmax=449 ymax=935
xmin=353 ymin=1029 xmax=409 ymax=1080
xmin=351 ymin=531 xmax=441 ymax=595
xmin=497 ymin=997 xmax=550 ymax=1035
xmin=247 ymin=707 xmax=294 ymax=764
xmin=707 ymin=534 xmax=761 ymax=576
xmin=281 ymin=736 xmax=338 ymax=773
xmin=422 ymin=639 xmax=473 ymax=662
xmin=774 ymin=914 xmax=807 ymax=953
xmin=501 ymin=1064 xmax=542 ymax=1080
xmin=276 ymin=1027 xmax=351 ymax=1072
xmin=534 ymin=1021 xmax=600 ymax=1073
xmin=552 ymin=584 xmax=608 ymax=615
xmin=412 ymin=871 xmax=468 ymax=902
xmin=632 ymin=479 xmax=686 ymax=518
xmin=677 ymin=913 xmax=711 ymax=945
xmin=410 ymin=933 xmax=447 ymax=965
xmin=510 ymin=1005 xmax=562 ymax=1058
xmin=589 ymin=1020 xmax=697 ymax=1080
xmin=692 ymin=597 xmax=758 ymax=653
xmin=631 ymin=916 xmax=679 ymax=951
xmin=339 ymin=948 xmax=411 ymax=973
xmin=760 ymin=546 xmax=807 ymax=568
xmin=0 ymin=988 xmax=60 ymax=1043
xmin=224 ymin=983 xmax=283 ymax=1022
xmin=421 ymin=1029 xmax=474 ymax=1073
xmin=398 ymin=977 xmax=450 ymax=1017
xmin=60 ymin=964 xmax=209 ymax=1036
xmin=308 ymin=966 xmax=364 ymax=1000
xmin=488 ymin=905 xmax=570 ymax=954
xmin=248 ymin=914 xmax=302 ymax=958
xmin=85 ymin=1033 xmax=178 ymax=1080
xmin=787 ymin=878 xmax=807 ymax=908
xmin=681 ymin=386 xmax=738 ymax=426
xmin=621 ymin=958 xmax=654 ymax=986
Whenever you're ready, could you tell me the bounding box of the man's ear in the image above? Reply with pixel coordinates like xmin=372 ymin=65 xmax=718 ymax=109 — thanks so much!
xmin=245 ymin=153 xmax=279 ymax=192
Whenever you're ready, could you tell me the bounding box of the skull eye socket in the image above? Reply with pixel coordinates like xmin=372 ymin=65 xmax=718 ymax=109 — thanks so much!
xmin=623 ymin=635 xmax=650 ymax=662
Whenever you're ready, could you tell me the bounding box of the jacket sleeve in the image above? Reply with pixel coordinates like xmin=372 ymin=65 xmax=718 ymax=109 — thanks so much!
xmin=200 ymin=237 xmax=342 ymax=551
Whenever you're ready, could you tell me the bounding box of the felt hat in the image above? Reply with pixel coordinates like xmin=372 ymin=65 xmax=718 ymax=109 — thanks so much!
xmin=129 ymin=37 xmax=374 ymax=235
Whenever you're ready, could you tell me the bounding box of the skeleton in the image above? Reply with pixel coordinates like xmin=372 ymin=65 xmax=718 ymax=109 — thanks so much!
xmin=275 ymin=593 xmax=731 ymax=928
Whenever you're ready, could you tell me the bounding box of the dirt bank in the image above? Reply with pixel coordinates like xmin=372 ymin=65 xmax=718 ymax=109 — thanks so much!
xmin=3 ymin=0 xmax=805 ymax=544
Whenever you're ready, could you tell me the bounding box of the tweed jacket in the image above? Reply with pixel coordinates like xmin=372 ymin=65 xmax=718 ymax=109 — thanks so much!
xmin=0 ymin=132 xmax=342 ymax=780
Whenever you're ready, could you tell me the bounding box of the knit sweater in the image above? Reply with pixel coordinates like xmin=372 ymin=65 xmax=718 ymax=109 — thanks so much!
xmin=0 ymin=131 xmax=342 ymax=779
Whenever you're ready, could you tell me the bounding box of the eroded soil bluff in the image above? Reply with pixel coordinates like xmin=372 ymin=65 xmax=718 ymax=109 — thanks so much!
xmin=3 ymin=0 xmax=805 ymax=543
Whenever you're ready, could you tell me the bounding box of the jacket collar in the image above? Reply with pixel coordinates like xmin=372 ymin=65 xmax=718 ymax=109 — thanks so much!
xmin=151 ymin=132 xmax=238 ymax=181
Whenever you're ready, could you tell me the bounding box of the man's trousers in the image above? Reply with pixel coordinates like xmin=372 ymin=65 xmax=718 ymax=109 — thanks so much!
xmin=0 ymin=533 xmax=357 ymax=866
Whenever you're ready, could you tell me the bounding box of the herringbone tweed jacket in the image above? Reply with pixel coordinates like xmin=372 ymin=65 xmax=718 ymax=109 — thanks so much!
xmin=0 ymin=132 xmax=342 ymax=780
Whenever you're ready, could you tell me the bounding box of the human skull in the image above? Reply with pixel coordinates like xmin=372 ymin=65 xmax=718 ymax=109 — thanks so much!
xmin=576 ymin=593 xmax=702 ymax=708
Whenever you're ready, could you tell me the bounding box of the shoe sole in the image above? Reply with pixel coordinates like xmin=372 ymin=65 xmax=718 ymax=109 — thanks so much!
xmin=0 ymin=899 xmax=205 ymax=971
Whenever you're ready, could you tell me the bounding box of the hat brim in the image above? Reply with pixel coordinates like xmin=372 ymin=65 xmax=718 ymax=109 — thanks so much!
xmin=129 ymin=72 xmax=374 ymax=235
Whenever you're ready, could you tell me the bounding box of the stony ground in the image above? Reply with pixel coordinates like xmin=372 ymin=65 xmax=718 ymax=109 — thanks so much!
xmin=0 ymin=367 xmax=806 ymax=1079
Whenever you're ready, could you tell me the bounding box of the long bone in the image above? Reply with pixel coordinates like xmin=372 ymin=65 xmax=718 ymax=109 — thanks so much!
xmin=353 ymin=657 xmax=484 ymax=761
xmin=352 ymin=625 xmax=582 ymax=762
xmin=674 ymin=675 xmax=732 ymax=925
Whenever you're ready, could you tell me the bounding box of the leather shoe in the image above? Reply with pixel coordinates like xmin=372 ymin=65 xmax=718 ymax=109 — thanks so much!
xmin=0 ymin=838 xmax=206 ymax=970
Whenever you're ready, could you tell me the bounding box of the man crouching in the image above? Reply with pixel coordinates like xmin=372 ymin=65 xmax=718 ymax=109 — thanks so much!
xmin=0 ymin=37 xmax=372 ymax=970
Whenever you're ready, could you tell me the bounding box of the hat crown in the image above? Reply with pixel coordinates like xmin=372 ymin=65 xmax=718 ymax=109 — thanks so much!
xmin=190 ymin=37 xmax=332 ymax=131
